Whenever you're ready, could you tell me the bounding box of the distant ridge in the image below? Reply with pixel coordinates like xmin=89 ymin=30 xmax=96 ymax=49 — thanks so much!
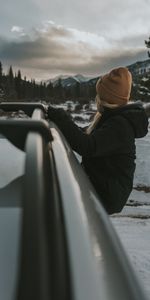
xmin=127 ymin=58 xmax=150 ymax=75
xmin=46 ymin=59 xmax=150 ymax=88
xmin=46 ymin=74 xmax=95 ymax=87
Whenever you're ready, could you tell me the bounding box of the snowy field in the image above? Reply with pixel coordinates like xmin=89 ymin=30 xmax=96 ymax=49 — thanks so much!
xmin=111 ymin=123 xmax=150 ymax=299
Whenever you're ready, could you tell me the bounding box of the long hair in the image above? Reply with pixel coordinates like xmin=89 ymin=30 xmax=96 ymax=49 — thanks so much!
xmin=86 ymin=94 xmax=120 ymax=134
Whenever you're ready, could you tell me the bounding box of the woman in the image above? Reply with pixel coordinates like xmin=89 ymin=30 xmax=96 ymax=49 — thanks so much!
xmin=48 ymin=67 xmax=148 ymax=214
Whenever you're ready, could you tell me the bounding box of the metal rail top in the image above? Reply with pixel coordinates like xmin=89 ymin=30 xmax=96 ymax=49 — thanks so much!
xmin=0 ymin=102 xmax=47 ymax=116
xmin=0 ymin=102 xmax=148 ymax=300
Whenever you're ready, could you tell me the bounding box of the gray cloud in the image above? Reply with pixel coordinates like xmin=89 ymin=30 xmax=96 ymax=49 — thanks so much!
xmin=0 ymin=0 xmax=150 ymax=80
xmin=0 ymin=23 xmax=148 ymax=80
xmin=1 ymin=0 xmax=150 ymax=42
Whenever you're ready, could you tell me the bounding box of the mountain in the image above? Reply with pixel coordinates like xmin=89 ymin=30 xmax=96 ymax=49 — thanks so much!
xmin=46 ymin=59 xmax=150 ymax=89
xmin=127 ymin=59 xmax=150 ymax=76
xmin=74 ymin=74 xmax=92 ymax=82
xmin=45 ymin=59 xmax=150 ymax=102
xmin=46 ymin=74 xmax=94 ymax=88
xmin=127 ymin=59 xmax=150 ymax=102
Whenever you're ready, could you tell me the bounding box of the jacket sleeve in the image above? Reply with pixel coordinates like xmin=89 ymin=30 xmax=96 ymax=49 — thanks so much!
xmin=48 ymin=107 xmax=129 ymax=157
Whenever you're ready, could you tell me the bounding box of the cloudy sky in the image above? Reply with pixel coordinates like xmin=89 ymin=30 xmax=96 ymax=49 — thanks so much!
xmin=0 ymin=0 xmax=150 ymax=80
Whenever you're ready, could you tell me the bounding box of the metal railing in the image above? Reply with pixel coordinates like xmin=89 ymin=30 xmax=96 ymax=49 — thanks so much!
xmin=0 ymin=102 xmax=148 ymax=300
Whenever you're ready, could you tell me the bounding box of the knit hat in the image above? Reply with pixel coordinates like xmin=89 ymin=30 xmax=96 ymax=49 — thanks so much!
xmin=96 ymin=67 xmax=132 ymax=105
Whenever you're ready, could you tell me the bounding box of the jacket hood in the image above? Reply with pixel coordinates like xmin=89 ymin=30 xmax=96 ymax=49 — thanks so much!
xmin=104 ymin=101 xmax=149 ymax=138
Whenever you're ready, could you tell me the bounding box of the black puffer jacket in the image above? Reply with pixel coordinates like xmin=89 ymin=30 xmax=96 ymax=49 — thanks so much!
xmin=48 ymin=101 xmax=148 ymax=214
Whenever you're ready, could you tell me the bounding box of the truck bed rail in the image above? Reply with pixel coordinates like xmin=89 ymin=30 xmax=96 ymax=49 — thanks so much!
xmin=0 ymin=102 xmax=148 ymax=300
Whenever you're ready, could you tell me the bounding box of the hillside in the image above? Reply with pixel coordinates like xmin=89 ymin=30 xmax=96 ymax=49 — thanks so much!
xmin=0 ymin=59 xmax=150 ymax=103
xmin=46 ymin=59 xmax=150 ymax=102
xmin=127 ymin=59 xmax=150 ymax=76
xmin=47 ymin=59 xmax=150 ymax=86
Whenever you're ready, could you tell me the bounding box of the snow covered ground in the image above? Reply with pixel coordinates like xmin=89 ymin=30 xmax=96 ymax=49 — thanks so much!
xmin=111 ymin=122 xmax=150 ymax=299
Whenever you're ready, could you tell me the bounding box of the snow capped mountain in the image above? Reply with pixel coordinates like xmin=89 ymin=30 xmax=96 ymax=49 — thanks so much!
xmin=128 ymin=59 xmax=150 ymax=76
xmin=46 ymin=74 xmax=94 ymax=87
xmin=46 ymin=59 xmax=150 ymax=91
xmin=74 ymin=74 xmax=92 ymax=82
xmin=49 ymin=74 xmax=70 ymax=83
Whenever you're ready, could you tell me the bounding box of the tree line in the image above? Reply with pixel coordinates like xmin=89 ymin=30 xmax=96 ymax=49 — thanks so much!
xmin=0 ymin=62 xmax=57 ymax=102
xmin=0 ymin=63 xmax=49 ymax=102
xmin=0 ymin=37 xmax=150 ymax=103
xmin=0 ymin=62 xmax=96 ymax=103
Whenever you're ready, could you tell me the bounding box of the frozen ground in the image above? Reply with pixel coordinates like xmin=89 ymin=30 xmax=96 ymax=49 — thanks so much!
xmin=111 ymin=123 xmax=150 ymax=299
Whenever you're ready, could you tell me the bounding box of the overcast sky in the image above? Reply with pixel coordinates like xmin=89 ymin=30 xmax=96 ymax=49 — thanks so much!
xmin=0 ymin=0 xmax=150 ymax=80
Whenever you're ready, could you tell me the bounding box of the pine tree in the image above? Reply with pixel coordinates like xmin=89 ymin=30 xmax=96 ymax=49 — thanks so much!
xmin=145 ymin=37 xmax=150 ymax=57
xmin=15 ymin=70 xmax=22 ymax=99
xmin=6 ymin=66 xmax=16 ymax=100
xmin=47 ymin=81 xmax=54 ymax=98
xmin=75 ymin=81 xmax=80 ymax=98
xmin=18 ymin=70 xmax=22 ymax=81
xmin=8 ymin=66 xmax=14 ymax=84
xmin=39 ymin=81 xmax=45 ymax=99
xmin=56 ymin=78 xmax=63 ymax=99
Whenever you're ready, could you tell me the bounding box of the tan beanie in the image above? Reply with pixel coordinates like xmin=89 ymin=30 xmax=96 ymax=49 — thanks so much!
xmin=96 ymin=67 xmax=132 ymax=105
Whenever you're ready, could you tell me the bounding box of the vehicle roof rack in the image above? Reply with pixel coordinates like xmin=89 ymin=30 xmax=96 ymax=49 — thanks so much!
xmin=0 ymin=102 xmax=148 ymax=300
xmin=0 ymin=102 xmax=47 ymax=117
